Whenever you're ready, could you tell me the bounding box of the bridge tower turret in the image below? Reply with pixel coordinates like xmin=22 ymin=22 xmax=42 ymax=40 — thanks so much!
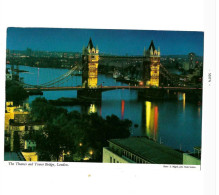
xmin=82 ymin=38 xmax=99 ymax=88
xmin=143 ymin=40 xmax=160 ymax=87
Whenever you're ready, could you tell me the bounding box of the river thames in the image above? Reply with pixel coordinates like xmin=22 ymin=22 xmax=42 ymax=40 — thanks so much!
xmin=8 ymin=65 xmax=202 ymax=153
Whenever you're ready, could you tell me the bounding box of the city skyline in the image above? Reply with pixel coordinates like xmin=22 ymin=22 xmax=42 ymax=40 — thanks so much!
xmin=7 ymin=28 xmax=204 ymax=56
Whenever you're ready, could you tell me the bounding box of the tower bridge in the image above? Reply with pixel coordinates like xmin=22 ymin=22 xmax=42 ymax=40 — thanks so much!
xmin=22 ymin=39 xmax=202 ymax=101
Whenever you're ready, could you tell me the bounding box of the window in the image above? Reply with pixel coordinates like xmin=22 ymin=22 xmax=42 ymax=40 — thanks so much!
xmin=110 ymin=157 xmax=112 ymax=163
xmin=113 ymin=159 xmax=115 ymax=163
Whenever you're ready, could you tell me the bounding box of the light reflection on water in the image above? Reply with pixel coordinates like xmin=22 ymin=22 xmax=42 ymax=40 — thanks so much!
xmin=7 ymin=65 xmax=202 ymax=152
xmin=145 ymin=101 xmax=158 ymax=141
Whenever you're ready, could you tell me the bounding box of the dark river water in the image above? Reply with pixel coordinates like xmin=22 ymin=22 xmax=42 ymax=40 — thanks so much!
xmin=7 ymin=65 xmax=202 ymax=152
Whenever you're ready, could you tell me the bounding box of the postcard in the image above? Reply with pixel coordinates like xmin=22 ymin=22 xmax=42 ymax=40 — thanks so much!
xmin=0 ymin=0 xmax=216 ymax=195
xmin=4 ymin=28 xmax=203 ymax=166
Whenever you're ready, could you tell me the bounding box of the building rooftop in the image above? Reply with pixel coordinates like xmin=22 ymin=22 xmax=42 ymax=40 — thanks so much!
xmin=87 ymin=38 xmax=94 ymax=49
xmin=148 ymin=40 xmax=156 ymax=51
xmin=109 ymin=137 xmax=183 ymax=164
xmin=194 ymin=146 xmax=201 ymax=151
xmin=10 ymin=121 xmax=44 ymax=126
xmin=4 ymin=152 xmax=25 ymax=161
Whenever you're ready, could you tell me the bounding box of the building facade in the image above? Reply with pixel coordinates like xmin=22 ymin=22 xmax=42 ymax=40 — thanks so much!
xmin=9 ymin=122 xmax=44 ymax=152
xmin=5 ymin=102 xmax=30 ymax=132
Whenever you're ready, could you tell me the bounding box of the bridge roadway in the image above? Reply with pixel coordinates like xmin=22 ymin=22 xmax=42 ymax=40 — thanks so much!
xmin=24 ymin=86 xmax=202 ymax=92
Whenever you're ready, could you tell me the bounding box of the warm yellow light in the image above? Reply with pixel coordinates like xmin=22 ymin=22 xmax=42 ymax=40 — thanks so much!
xmin=146 ymin=101 xmax=151 ymax=136
xmin=79 ymin=143 xmax=83 ymax=147
xmin=198 ymin=107 xmax=200 ymax=117
xmin=150 ymin=65 xmax=160 ymax=87
xmin=89 ymin=150 xmax=93 ymax=155
xmin=139 ymin=81 xmax=144 ymax=86
xmin=183 ymin=93 xmax=186 ymax=111
xmin=88 ymin=104 xmax=97 ymax=114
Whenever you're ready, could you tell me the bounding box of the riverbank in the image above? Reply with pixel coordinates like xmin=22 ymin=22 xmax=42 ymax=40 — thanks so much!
xmin=49 ymin=97 xmax=96 ymax=106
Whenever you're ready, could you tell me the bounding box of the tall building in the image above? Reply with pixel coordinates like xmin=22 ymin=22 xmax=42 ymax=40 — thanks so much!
xmin=82 ymin=38 xmax=99 ymax=88
xmin=143 ymin=41 xmax=160 ymax=87
xmin=188 ymin=52 xmax=196 ymax=70
xmin=26 ymin=48 xmax=32 ymax=57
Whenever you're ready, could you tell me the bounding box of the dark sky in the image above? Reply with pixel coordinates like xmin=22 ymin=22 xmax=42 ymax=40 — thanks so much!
xmin=6 ymin=28 xmax=204 ymax=56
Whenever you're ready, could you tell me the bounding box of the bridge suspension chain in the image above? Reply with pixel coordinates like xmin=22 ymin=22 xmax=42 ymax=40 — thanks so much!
xmin=22 ymin=66 xmax=78 ymax=88
xmin=39 ymin=66 xmax=77 ymax=86
xmin=37 ymin=68 xmax=76 ymax=87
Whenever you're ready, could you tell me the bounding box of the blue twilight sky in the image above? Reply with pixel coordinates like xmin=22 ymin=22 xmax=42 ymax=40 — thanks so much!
xmin=6 ymin=28 xmax=204 ymax=56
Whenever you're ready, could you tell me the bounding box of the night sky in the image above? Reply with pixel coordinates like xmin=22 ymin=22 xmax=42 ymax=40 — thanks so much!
xmin=6 ymin=28 xmax=204 ymax=56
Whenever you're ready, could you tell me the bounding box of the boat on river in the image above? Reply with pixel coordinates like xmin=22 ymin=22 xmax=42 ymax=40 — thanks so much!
xmin=113 ymin=70 xmax=120 ymax=79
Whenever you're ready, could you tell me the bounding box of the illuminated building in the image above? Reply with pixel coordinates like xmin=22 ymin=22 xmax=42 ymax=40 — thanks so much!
xmin=103 ymin=137 xmax=183 ymax=164
xmin=5 ymin=102 xmax=29 ymax=132
xmin=143 ymin=40 xmax=160 ymax=87
xmin=24 ymin=140 xmax=37 ymax=151
xmin=82 ymin=38 xmax=99 ymax=88
xmin=21 ymin=152 xmax=38 ymax=161
xmin=9 ymin=121 xmax=44 ymax=152
xmin=5 ymin=102 xmax=17 ymax=132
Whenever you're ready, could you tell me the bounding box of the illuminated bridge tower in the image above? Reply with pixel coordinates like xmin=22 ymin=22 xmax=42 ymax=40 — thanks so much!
xmin=78 ymin=38 xmax=101 ymax=101
xmin=82 ymin=38 xmax=99 ymax=88
xmin=143 ymin=40 xmax=160 ymax=87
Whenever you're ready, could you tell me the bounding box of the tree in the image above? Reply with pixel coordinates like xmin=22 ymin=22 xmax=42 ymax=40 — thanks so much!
xmin=6 ymin=80 xmax=28 ymax=105
xmin=31 ymin=97 xmax=67 ymax=122
xmin=30 ymin=99 xmax=132 ymax=162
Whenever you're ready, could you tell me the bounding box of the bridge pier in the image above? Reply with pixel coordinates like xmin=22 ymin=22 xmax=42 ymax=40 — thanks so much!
xmin=138 ymin=88 xmax=165 ymax=100
xmin=182 ymin=90 xmax=202 ymax=103
xmin=138 ymin=88 xmax=177 ymax=100
xmin=77 ymin=88 xmax=102 ymax=102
